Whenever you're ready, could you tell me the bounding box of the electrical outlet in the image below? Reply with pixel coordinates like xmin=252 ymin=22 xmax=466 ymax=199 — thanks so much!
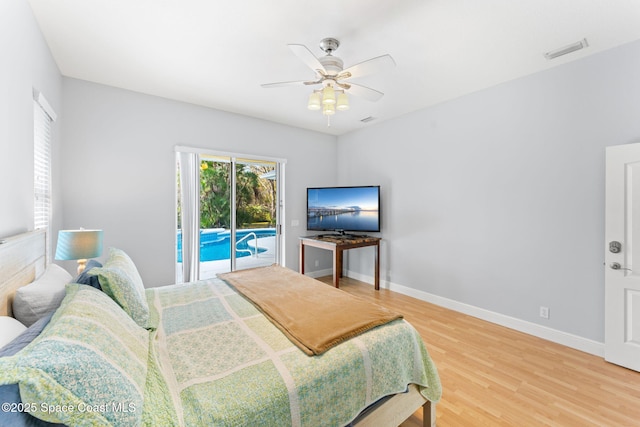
xmin=314 ymin=260 xmax=319 ymax=267
xmin=539 ymin=306 xmax=550 ymax=319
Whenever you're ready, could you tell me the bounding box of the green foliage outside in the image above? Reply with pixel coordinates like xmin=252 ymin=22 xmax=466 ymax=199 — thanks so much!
xmin=198 ymin=161 xmax=276 ymax=229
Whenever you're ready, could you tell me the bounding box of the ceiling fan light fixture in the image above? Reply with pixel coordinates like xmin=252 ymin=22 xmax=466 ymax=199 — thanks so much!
xmin=336 ymin=92 xmax=349 ymax=111
xmin=322 ymin=85 xmax=336 ymax=105
xmin=307 ymin=92 xmax=321 ymax=110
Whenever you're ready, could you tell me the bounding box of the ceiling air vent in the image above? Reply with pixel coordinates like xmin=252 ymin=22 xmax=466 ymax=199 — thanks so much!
xmin=360 ymin=116 xmax=376 ymax=123
xmin=544 ymin=38 xmax=588 ymax=60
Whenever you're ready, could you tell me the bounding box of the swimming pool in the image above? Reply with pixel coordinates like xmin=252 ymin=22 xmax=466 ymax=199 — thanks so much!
xmin=177 ymin=228 xmax=276 ymax=262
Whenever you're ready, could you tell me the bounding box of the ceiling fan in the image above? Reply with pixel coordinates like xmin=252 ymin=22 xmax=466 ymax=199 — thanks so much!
xmin=261 ymin=37 xmax=395 ymax=123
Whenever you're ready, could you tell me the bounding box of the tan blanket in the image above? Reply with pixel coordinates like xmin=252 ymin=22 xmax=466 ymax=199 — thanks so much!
xmin=218 ymin=264 xmax=402 ymax=356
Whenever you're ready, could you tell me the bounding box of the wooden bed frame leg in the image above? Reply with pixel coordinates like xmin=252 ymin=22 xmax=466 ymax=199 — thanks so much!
xmin=423 ymin=401 xmax=436 ymax=427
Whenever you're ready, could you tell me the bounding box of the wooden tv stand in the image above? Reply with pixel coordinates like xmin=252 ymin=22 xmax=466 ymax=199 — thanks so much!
xmin=299 ymin=235 xmax=381 ymax=290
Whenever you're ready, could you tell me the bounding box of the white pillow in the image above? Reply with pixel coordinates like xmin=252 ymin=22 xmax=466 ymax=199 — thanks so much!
xmin=0 ymin=316 xmax=27 ymax=349
xmin=12 ymin=264 xmax=72 ymax=327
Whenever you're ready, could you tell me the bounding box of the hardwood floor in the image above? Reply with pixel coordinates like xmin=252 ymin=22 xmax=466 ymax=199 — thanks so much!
xmin=317 ymin=276 xmax=640 ymax=427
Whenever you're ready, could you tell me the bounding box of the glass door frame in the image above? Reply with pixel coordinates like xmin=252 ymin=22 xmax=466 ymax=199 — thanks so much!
xmin=175 ymin=145 xmax=286 ymax=280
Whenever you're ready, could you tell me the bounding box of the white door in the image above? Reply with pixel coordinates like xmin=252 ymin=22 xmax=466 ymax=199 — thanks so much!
xmin=605 ymin=142 xmax=640 ymax=371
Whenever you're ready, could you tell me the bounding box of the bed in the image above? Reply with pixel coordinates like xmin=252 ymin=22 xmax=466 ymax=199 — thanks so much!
xmin=0 ymin=230 xmax=441 ymax=426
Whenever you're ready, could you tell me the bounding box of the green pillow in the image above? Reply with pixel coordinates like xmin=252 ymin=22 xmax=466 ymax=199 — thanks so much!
xmin=90 ymin=248 xmax=150 ymax=329
xmin=0 ymin=284 xmax=149 ymax=427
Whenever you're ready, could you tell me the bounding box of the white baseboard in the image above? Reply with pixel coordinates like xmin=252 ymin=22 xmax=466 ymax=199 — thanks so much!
xmin=305 ymin=268 xmax=333 ymax=279
xmin=346 ymin=270 xmax=604 ymax=358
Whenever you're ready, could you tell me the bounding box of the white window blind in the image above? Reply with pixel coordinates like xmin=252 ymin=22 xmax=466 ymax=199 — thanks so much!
xmin=33 ymin=90 xmax=56 ymax=262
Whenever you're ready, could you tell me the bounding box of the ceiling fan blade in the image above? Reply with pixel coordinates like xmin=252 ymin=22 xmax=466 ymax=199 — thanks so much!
xmin=288 ymin=44 xmax=326 ymax=74
xmin=346 ymin=83 xmax=384 ymax=102
xmin=261 ymin=80 xmax=316 ymax=88
xmin=341 ymin=54 xmax=395 ymax=79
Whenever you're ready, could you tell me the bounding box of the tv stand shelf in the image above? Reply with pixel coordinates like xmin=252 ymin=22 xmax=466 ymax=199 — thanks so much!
xmin=299 ymin=235 xmax=381 ymax=290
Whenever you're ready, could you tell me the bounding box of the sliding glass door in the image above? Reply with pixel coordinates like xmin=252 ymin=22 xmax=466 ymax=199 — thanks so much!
xmin=176 ymin=148 xmax=285 ymax=281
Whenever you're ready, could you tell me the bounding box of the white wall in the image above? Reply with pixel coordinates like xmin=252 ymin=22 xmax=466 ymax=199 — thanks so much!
xmin=337 ymin=39 xmax=640 ymax=344
xmin=60 ymin=78 xmax=337 ymax=286
xmin=0 ymin=0 xmax=62 ymax=239
xmin=8 ymin=0 xmax=640 ymax=349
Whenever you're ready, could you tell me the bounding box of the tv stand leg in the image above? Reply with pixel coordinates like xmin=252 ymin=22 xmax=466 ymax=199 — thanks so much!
xmin=374 ymin=241 xmax=380 ymax=290
xmin=333 ymin=248 xmax=341 ymax=288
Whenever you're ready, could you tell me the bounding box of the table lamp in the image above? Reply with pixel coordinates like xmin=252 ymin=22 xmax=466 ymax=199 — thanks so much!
xmin=55 ymin=229 xmax=104 ymax=274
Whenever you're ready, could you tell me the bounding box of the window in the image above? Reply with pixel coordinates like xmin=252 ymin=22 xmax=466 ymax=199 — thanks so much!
xmin=33 ymin=90 xmax=57 ymax=262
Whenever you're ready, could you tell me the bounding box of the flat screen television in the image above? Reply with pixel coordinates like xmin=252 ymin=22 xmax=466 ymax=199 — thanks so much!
xmin=307 ymin=185 xmax=380 ymax=234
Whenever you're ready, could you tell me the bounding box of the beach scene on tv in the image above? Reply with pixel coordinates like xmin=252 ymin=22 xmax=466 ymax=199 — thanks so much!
xmin=307 ymin=186 xmax=380 ymax=232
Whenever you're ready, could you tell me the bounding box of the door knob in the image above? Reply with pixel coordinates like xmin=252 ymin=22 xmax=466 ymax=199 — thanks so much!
xmin=610 ymin=262 xmax=632 ymax=271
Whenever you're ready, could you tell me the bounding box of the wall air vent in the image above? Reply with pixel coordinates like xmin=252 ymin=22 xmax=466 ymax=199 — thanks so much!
xmin=544 ymin=38 xmax=588 ymax=60
xmin=360 ymin=116 xmax=376 ymax=123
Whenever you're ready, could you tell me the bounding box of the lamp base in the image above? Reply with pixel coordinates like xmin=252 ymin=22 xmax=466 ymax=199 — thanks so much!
xmin=76 ymin=259 xmax=88 ymax=275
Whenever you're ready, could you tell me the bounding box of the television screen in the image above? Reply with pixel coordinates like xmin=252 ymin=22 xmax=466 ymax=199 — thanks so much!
xmin=307 ymin=186 xmax=380 ymax=233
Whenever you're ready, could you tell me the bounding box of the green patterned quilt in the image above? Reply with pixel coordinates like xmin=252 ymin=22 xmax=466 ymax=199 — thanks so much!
xmin=0 ymin=277 xmax=440 ymax=427
xmin=147 ymin=277 xmax=441 ymax=427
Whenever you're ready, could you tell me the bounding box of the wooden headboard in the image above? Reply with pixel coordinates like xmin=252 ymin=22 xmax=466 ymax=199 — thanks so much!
xmin=0 ymin=230 xmax=46 ymax=316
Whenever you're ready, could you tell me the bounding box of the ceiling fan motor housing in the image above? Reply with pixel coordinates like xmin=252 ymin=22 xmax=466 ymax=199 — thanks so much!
xmin=319 ymin=55 xmax=344 ymax=76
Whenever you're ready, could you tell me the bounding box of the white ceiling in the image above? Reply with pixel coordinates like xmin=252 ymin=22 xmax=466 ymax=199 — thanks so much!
xmin=27 ymin=0 xmax=640 ymax=136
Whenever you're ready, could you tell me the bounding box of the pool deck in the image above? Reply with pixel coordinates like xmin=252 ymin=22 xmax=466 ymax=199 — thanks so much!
xmin=176 ymin=235 xmax=276 ymax=281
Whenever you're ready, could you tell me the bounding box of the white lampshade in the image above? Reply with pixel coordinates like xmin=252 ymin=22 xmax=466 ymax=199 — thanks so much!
xmin=307 ymin=92 xmax=321 ymax=110
xmin=322 ymin=85 xmax=336 ymax=105
xmin=322 ymin=103 xmax=336 ymax=116
xmin=336 ymin=92 xmax=349 ymax=111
